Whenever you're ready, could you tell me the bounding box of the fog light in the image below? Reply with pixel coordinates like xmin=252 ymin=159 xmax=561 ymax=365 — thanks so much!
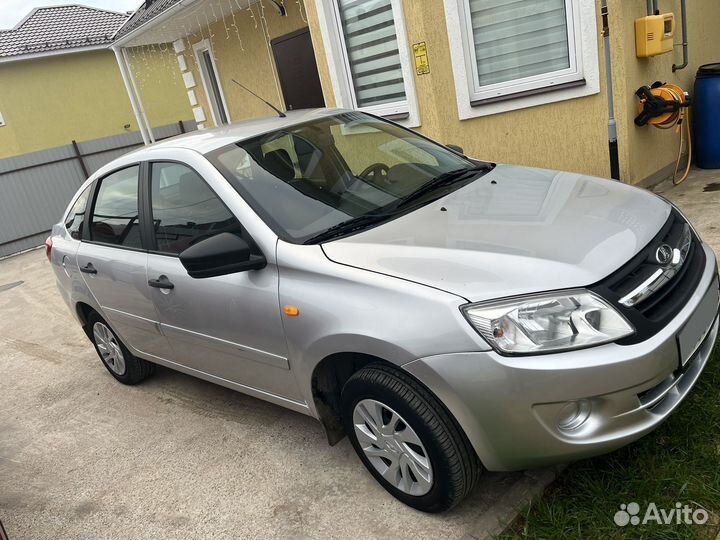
xmin=557 ymin=400 xmax=592 ymax=432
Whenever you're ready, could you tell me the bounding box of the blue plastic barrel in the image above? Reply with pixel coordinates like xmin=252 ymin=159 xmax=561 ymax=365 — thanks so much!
xmin=694 ymin=63 xmax=720 ymax=169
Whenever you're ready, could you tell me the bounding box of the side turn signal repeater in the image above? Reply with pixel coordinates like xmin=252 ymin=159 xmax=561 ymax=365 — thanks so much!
xmin=283 ymin=305 xmax=300 ymax=317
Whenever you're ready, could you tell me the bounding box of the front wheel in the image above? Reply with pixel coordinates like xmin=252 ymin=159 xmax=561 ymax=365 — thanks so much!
xmin=341 ymin=363 xmax=482 ymax=513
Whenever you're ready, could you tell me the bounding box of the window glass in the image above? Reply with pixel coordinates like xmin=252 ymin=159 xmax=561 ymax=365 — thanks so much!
xmin=467 ymin=0 xmax=571 ymax=88
xmin=150 ymin=163 xmax=243 ymax=255
xmin=336 ymin=0 xmax=407 ymax=107
xmin=65 ymin=185 xmax=91 ymax=240
xmin=90 ymin=166 xmax=142 ymax=249
xmin=209 ymin=112 xmax=478 ymax=243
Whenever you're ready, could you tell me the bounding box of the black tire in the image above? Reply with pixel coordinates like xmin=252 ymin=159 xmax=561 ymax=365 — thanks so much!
xmin=86 ymin=311 xmax=155 ymax=385
xmin=341 ymin=363 xmax=482 ymax=513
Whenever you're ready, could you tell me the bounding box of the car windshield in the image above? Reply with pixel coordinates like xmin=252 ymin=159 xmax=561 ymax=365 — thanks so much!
xmin=207 ymin=112 xmax=490 ymax=243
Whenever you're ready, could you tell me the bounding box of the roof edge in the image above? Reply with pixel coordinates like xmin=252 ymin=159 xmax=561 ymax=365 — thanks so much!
xmin=0 ymin=43 xmax=112 ymax=65
xmin=112 ymin=0 xmax=197 ymax=45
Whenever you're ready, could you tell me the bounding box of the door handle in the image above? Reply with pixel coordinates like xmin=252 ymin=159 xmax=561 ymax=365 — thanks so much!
xmin=80 ymin=263 xmax=97 ymax=275
xmin=148 ymin=275 xmax=175 ymax=290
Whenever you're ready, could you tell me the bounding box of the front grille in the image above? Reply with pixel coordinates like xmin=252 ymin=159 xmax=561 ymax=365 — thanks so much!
xmin=590 ymin=209 xmax=706 ymax=344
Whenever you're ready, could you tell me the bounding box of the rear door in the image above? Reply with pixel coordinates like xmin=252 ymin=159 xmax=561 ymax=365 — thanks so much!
xmin=76 ymin=165 xmax=168 ymax=359
xmin=50 ymin=183 xmax=93 ymax=306
xmin=143 ymin=160 xmax=301 ymax=401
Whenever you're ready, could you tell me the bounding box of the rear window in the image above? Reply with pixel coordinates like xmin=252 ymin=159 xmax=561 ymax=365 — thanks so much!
xmin=64 ymin=185 xmax=91 ymax=240
xmin=89 ymin=166 xmax=143 ymax=249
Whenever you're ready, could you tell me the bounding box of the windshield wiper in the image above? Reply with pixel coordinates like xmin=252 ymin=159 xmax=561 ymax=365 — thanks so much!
xmin=392 ymin=165 xmax=492 ymax=210
xmin=304 ymin=211 xmax=398 ymax=244
xmin=304 ymin=164 xmax=493 ymax=245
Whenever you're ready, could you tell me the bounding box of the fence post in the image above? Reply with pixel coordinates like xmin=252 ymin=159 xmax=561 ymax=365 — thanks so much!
xmin=71 ymin=140 xmax=90 ymax=180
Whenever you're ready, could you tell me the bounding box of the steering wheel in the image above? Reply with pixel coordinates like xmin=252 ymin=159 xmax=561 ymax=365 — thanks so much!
xmin=359 ymin=163 xmax=391 ymax=184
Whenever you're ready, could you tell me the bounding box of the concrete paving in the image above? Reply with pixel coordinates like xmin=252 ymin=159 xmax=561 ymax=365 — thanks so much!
xmin=0 ymin=249 xmax=556 ymax=539
xmin=0 ymin=168 xmax=717 ymax=540
xmin=654 ymin=167 xmax=720 ymax=254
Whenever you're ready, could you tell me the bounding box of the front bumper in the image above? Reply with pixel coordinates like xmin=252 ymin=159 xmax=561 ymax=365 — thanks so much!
xmin=404 ymin=243 xmax=719 ymax=472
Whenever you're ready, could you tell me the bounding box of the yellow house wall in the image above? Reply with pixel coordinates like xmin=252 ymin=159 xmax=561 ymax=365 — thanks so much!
xmin=305 ymin=0 xmax=719 ymax=184
xmin=168 ymin=0 xmax=718 ymax=185
xmin=397 ymin=0 xmax=611 ymax=178
xmin=0 ymin=49 xmax=192 ymax=160
xmin=125 ymin=46 xmax=195 ymax=130
xmin=608 ymin=0 xmax=720 ymax=183
xmin=180 ymin=3 xmax=312 ymax=127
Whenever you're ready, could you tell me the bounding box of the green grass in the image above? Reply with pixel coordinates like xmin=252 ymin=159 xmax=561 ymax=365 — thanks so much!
xmin=499 ymin=338 xmax=720 ymax=540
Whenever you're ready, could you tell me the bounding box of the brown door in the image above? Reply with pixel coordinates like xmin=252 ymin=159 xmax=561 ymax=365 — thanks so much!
xmin=272 ymin=28 xmax=326 ymax=111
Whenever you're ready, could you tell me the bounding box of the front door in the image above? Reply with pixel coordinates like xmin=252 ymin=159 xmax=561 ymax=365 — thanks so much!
xmin=272 ymin=28 xmax=326 ymax=110
xmin=77 ymin=165 xmax=168 ymax=359
xmin=144 ymin=161 xmax=302 ymax=401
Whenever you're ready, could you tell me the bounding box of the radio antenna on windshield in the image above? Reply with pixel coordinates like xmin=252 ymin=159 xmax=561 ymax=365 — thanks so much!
xmin=232 ymin=79 xmax=286 ymax=118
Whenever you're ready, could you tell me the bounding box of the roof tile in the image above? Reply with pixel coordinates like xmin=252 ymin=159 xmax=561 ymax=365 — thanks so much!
xmin=0 ymin=5 xmax=129 ymax=59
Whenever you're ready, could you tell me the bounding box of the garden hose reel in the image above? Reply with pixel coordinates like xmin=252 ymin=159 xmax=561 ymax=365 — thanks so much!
xmin=635 ymin=82 xmax=692 ymax=185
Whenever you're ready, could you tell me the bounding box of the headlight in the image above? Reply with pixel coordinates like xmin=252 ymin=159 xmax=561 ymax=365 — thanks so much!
xmin=462 ymin=290 xmax=634 ymax=355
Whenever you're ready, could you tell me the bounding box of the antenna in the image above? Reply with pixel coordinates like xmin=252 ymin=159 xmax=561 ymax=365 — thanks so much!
xmin=232 ymin=79 xmax=286 ymax=118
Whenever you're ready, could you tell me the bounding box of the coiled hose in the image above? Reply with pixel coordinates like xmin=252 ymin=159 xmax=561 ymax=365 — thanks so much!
xmin=636 ymin=83 xmax=692 ymax=185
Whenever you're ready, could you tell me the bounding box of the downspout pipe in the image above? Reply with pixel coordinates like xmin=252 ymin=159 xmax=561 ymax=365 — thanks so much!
xmin=112 ymin=46 xmax=154 ymax=145
xmin=601 ymin=0 xmax=621 ymax=180
xmin=672 ymin=0 xmax=689 ymax=72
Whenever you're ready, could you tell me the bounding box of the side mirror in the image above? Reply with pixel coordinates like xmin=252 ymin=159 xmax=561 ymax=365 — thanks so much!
xmin=446 ymin=144 xmax=465 ymax=155
xmin=179 ymin=233 xmax=266 ymax=279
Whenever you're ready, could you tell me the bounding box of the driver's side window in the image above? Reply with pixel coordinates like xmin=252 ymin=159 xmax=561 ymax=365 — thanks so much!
xmin=150 ymin=162 xmax=243 ymax=255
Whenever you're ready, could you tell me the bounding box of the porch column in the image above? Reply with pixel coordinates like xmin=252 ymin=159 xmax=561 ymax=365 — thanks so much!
xmin=112 ymin=46 xmax=155 ymax=145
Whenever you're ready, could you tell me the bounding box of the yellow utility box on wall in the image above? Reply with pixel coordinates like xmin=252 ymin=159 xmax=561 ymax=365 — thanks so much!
xmin=635 ymin=13 xmax=676 ymax=57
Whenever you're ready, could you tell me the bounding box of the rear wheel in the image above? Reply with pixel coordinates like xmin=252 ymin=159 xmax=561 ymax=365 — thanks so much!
xmin=87 ymin=311 xmax=155 ymax=385
xmin=341 ymin=363 xmax=482 ymax=513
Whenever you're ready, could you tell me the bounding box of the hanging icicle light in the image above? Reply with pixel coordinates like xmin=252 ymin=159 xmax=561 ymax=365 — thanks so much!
xmin=247 ymin=0 xmax=258 ymax=30
xmin=296 ymin=0 xmax=307 ymax=24
xmin=221 ymin=2 xmax=231 ymax=39
xmin=259 ymin=0 xmax=271 ymax=41
xmin=229 ymin=0 xmax=244 ymax=50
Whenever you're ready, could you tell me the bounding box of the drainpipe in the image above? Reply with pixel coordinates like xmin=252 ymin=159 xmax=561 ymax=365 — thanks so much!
xmin=601 ymin=0 xmax=620 ymax=180
xmin=672 ymin=0 xmax=689 ymax=72
xmin=112 ymin=46 xmax=155 ymax=145
xmin=646 ymin=0 xmax=654 ymax=15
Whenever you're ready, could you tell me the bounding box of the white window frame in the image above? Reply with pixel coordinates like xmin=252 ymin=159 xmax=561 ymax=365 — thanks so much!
xmin=192 ymin=39 xmax=232 ymax=126
xmin=444 ymin=0 xmax=600 ymax=120
xmin=315 ymin=0 xmax=421 ymax=128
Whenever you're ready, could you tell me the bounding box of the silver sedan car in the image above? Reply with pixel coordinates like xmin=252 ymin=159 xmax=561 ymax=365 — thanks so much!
xmin=49 ymin=109 xmax=719 ymax=512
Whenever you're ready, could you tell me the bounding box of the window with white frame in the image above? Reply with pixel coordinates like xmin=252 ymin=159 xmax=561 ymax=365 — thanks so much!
xmin=193 ymin=39 xmax=231 ymax=126
xmin=335 ymin=0 xmax=406 ymax=108
xmin=458 ymin=0 xmax=584 ymax=103
xmin=317 ymin=0 xmax=420 ymax=125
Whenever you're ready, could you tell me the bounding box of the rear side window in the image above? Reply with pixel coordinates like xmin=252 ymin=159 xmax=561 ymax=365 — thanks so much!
xmin=90 ymin=166 xmax=143 ymax=249
xmin=150 ymin=162 xmax=244 ymax=255
xmin=65 ymin=185 xmax=91 ymax=240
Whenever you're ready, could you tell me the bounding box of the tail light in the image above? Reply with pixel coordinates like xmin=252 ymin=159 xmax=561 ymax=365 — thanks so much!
xmin=45 ymin=237 xmax=53 ymax=262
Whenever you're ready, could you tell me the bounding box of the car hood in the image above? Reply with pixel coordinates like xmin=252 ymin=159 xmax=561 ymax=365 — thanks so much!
xmin=322 ymin=165 xmax=671 ymax=302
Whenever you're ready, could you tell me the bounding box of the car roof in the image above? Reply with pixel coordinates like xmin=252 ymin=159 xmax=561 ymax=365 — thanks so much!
xmin=133 ymin=108 xmax=349 ymax=157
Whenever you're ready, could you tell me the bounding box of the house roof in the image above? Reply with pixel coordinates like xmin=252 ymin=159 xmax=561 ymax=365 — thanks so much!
xmin=0 ymin=5 xmax=129 ymax=60
xmin=113 ymin=0 xmax=182 ymax=41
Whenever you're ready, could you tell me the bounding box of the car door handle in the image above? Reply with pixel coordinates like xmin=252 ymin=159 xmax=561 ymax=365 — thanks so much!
xmin=80 ymin=263 xmax=97 ymax=275
xmin=148 ymin=275 xmax=175 ymax=290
